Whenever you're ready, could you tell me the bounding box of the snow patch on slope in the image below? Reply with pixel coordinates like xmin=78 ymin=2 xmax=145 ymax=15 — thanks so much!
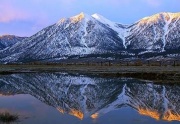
xmin=92 ymin=13 xmax=127 ymax=49
xmin=162 ymin=13 xmax=172 ymax=51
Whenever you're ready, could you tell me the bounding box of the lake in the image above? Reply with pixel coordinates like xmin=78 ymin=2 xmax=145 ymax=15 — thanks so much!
xmin=0 ymin=73 xmax=179 ymax=124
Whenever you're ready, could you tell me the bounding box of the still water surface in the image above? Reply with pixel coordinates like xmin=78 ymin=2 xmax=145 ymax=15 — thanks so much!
xmin=0 ymin=73 xmax=179 ymax=124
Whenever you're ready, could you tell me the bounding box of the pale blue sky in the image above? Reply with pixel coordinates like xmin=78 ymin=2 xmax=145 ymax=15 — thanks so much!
xmin=0 ymin=0 xmax=180 ymax=36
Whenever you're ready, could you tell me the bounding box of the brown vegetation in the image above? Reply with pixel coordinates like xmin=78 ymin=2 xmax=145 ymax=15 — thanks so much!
xmin=0 ymin=60 xmax=180 ymax=83
xmin=0 ymin=112 xmax=19 ymax=123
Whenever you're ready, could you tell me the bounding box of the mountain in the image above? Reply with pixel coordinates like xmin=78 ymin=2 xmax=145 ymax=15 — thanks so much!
xmin=127 ymin=12 xmax=180 ymax=51
xmin=0 ymin=12 xmax=180 ymax=63
xmin=0 ymin=35 xmax=26 ymax=50
xmin=0 ymin=13 xmax=125 ymax=63
xmin=0 ymin=73 xmax=179 ymax=121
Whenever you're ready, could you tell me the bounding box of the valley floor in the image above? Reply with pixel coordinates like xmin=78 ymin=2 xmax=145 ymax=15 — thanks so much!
xmin=0 ymin=64 xmax=180 ymax=83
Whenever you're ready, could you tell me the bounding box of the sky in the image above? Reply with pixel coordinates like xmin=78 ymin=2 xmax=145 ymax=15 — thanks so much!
xmin=0 ymin=0 xmax=180 ymax=37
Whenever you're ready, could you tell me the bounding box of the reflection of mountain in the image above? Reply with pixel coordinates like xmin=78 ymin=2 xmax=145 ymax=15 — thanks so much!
xmin=0 ymin=73 xmax=179 ymax=121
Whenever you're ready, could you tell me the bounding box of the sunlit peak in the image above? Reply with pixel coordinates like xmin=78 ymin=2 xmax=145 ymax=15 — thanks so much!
xmin=139 ymin=12 xmax=180 ymax=25
xmin=76 ymin=12 xmax=86 ymax=18
xmin=70 ymin=12 xmax=89 ymax=22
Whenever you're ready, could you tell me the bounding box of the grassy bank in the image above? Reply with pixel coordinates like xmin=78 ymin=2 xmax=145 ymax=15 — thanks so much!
xmin=0 ymin=64 xmax=180 ymax=83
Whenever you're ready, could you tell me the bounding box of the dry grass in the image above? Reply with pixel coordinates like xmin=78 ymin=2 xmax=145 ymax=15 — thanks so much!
xmin=0 ymin=64 xmax=180 ymax=83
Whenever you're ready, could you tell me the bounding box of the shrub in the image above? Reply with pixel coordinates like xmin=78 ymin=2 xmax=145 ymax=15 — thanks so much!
xmin=0 ymin=112 xmax=19 ymax=123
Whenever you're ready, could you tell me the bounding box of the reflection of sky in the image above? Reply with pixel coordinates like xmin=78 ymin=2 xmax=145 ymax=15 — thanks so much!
xmin=0 ymin=94 xmax=81 ymax=124
xmin=0 ymin=95 xmax=47 ymax=119
xmin=0 ymin=0 xmax=180 ymax=36
xmin=0 ymin=94 xmax=179 ymax=124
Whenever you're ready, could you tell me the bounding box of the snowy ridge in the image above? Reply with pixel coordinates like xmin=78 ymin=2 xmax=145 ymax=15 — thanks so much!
xmin=92 ymin=13 xmax=127 ymax=48
xmin=0 ymin=12 xmax=180 ymax=63
xmin=162 ymin=13 xmax=172 ymax=51
xmin=0 ymin=35 xmax=26 ymax=50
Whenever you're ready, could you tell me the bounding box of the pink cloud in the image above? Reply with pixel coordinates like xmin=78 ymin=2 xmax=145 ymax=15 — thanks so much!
xmin=0 ymin=3 xmax=29 ymax=23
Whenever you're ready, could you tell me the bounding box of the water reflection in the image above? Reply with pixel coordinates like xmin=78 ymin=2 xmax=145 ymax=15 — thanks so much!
xmin=0 ymin=73 xmax=179 ymax=122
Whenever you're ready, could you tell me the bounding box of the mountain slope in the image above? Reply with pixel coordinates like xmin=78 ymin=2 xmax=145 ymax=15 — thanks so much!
xmin=0 ymin=13 xmax=124 ymax=63
xmin=92 ymin=13 xmax=128 ymax=48
xmin=0 ymin=12 xmax=180 ymax=63
xmin=0 ymin=35 xmax=26 ymax=50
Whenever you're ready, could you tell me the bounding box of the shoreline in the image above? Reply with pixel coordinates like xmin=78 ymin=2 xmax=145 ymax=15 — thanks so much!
xmin=0 ymin=64 xmax=180 ymax=83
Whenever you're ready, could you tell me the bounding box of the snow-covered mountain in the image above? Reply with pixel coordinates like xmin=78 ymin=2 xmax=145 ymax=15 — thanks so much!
xmin=0 ymin=35 xmax=26 ymax=50
xmin=127 ymin=12 xmax=180 ymax=51
xmin=0 ymin=12 xmax=125 ymax=63
xmin=0 ymin=73 xmax=179 ymax=121
xmin=0 ymin=12 xmax=180 ymax=63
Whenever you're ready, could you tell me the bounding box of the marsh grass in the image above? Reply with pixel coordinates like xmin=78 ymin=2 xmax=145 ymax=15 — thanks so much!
xmin=0 ymin=112 xmax=19 ymax=123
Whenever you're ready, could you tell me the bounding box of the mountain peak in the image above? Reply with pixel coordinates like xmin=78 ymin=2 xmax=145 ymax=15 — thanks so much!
xmin=140 ymin=12 xmax=180 ymax=23
xmin=74 ymin=12 xmax=86 ymax=18
xmin=158 ymin=12 xmax=180 ymax=16
xmin=56 ymin=12 xmax=91 ymax=25
xmin=70 ymin=12 xmax=91 ymax=22
xmin=91 ymin=13 xmax=119 ymax=27
xmin=155 ymin=12 xmax=179 ymax=19
xmin=0 ymin=35 xmax=26 ymax=50
xmin=92 ymin=13 xmax=102 ymax=18
xmin=92 ymin=13 xmax=110 ymax=22
xmin=0 ymin=35 xmax=15 ymax=38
